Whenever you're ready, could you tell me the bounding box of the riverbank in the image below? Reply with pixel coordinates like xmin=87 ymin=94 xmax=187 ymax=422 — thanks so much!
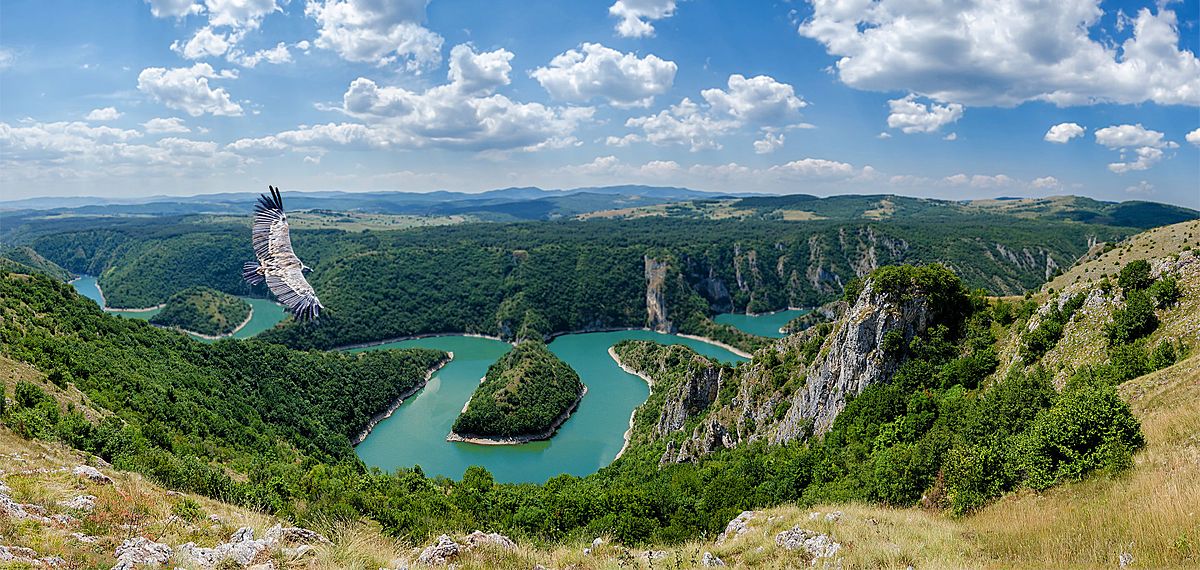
xmin=164 ymin=305 xmax=256 ymax=341
xmin=675 ymin=333 xmax=753 ymax=359
xmin=446 ymin=384 xmax=588 ymax=446
xmin=608 ymin=346 xmax=655 ymax=460
xmin=335 ymin=332 xmax=508 ymax=351
xmin=336 ymin=327 xmax=750 ymax=359
xmin=352 ymin=352 xmax=454 ymax=445
xmin=71 ymin=276 xmax=165 ymax=312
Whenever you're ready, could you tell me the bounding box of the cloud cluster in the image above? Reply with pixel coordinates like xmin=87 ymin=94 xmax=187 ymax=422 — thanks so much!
xmin=1094 ymin=124 xmax=1177 ymax=173
xmin=798 ymin=1 xmax=1200 ymax=106
xmin=85 ymin=107 xmax=123 ymax=121
xmin=305 ymin=0 xmax=443 ymax=71
xmin=609 ymin=0 xmax=676 ymax=38
xmin=622 ymin=74 xmax=807 ymax=151
xmin=137 ymin=63 xmax=243 ymax=116
xmin=158 ymin=0 xmax=288 ymax=66
xmin=230 ymin=44 xmax=592 ymax=154
xmin=886 ymin=95 xmax=962 ymax=134
xmin=532 ymin=43 xmax=676 ymax=107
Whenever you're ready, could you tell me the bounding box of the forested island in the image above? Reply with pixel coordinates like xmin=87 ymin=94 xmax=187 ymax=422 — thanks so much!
xmin=149 ymin=285 xmax=252 ymax=337
xmin=449 ymin=341 xmax=585 ymax=443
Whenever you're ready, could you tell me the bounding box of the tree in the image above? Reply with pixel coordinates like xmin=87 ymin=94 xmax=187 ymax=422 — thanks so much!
xmin=1117 ymin=259 xmax=1153 ymax=291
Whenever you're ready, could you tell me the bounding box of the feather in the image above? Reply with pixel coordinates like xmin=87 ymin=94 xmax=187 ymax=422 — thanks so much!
xmin=242 ymin=185 xmax=324 ymax=320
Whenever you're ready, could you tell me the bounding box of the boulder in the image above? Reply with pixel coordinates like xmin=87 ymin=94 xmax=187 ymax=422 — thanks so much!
xmin=264 ymin=524 xmax=329 ymax=545
xmin=717 ymin=510 xmax=757 ymax=543
xmin=700 ymin=552 xmax=726 ymax=567
xmin=176 ymin=527 xmax=271 ymax=568
xmin=416 ymin=535 xmax=460 ymax=565
xmin=464 ymin=530 xmax=515 ymax=550
xmin=775 ymin=526 xmax=841 ymax=563
xmin=73 ymin=465 xmax=114 ymax=485
xmin=59 ymin=494 xmax=96 ymax=512
xmin=112 ymin=537 xmax=172 ymax=570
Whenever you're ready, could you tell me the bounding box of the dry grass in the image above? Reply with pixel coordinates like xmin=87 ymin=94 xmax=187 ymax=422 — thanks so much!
xmin=1046 ymin=220 xmax=1200 ymax=293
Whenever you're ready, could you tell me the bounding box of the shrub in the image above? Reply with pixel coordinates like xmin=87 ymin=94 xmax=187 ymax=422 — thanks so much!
xmin=1117 ymin=259 xmax=1153 ymax=291
xmin=1019 ymin=384 xmax=1144 ymax=490
xmin=1106 ymin=290 xmax=1159 ymax=346
xmin=1148 ymin=276 xmax=1182 ymax=308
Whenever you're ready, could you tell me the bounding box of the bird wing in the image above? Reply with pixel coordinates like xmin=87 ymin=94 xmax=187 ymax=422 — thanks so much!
xmin=252 ymin=186 xmax=295 ymax=263
xmin=265 ymin=265 xmax=323 ymax=320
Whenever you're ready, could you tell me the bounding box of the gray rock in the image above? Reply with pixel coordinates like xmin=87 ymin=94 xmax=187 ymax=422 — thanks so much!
xmin=1119 ymin=551 xmax=1134 ymax=568
xmin=644 ymin=550 xmax=669 ymax=562
xmin=775 ymin=526 xmax=841 ymax=562
xmin=59 ymin=494 xmax=97 ymax=512
xmin=111 ymin=537 xmax=173 ymax=569
xmin=700 ymin=552 xmax=725 ymax=567
xmin=464 ymin=530 xmax=516 ymax=550
xmin=176 ymin=526 xmax=271 ymax=568
xmin=416 ymin=535 xmax=460 ymax=565
xmin=824 ymin=511 xmax=842 ymax=523
xmin=265 ymin=524 xmax=329 ymax=545
xmin=717 ymin=511 xmax=757 ymax=543
xmin=73 ymin=465 xmax=114 ymax=485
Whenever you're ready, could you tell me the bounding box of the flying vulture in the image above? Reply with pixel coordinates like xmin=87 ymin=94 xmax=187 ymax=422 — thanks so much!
xmin=242 ymin=186 xmax=324 ymax=320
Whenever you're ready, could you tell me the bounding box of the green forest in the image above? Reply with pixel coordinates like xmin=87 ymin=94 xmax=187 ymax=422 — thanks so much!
xmin=451 ymin=341 xmax=585 ymax=439
xmin=149 ymin=286 xmax=252 ymax=336
xmin=19 ymin=213 xmax=1131 ymax=350
xmin=0 ymin=263 xmax=1150 ymax=545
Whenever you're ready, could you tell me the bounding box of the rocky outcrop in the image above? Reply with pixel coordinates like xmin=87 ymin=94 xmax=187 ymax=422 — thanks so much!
xmin=112 ymin=537 xmax=172 ymax=569
xmin=775 ymin=527 xmax=842 ymax=563
xmin=773 ymin=280 xmax=934 ymax=442
xmin=418 ymin=535 xmax=461 ymax=565
xmin=655 ymin=360 xmax=724 ymax=437
xmin=645 ymin=256 xmax=672 ymax=332
xmin=717 ymin=511 xmax=757 ymax=543
xmin=73 ymin=465 xmax=113 ymax=485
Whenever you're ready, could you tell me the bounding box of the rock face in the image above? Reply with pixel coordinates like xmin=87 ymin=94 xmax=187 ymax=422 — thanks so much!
xmin=773 ymin=281 xmax=933 ymax=441
xmin=655 ymin=358 xmax=725 ymax=437
xmin=645 ymin=256 xmax=672 ymax=332
xmin=417 ymin=535 xmax=461 ymax=565
xmin=73 ymin=465 xmax=114 ymax=485
xmin=716 ymin=511 xmax=757 ymax=543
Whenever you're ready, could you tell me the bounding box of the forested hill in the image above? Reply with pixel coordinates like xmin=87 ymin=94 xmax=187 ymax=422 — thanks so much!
xmin=18 ymin=213 xmax=1130 ymax=349
xmin=149 ymin=286 xmax=251 ymax=336
xmin=451 ymin=341 xmax=585 ymax=440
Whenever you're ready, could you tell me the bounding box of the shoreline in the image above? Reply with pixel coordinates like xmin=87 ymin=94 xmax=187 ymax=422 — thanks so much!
xmin=674 ymin=333 xmax=753 ymax=359
xmin=334 ymin=332 xmax=509 ymax=351
xmin=74 ymin=276 xmax=166 ymax=312
xmin=352 ymin=352 xmax=454 ymax=446
xmin=446 ymin=384 xmax=588 ymax=446
xmin=167 ymin=305 xmax=255 ymax=341
xmin=608 ymin=346 xmax=655 ymax=460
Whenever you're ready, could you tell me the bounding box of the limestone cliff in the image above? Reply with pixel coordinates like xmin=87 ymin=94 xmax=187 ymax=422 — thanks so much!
xmin=644 ymin=255 xmax=672 ymax=332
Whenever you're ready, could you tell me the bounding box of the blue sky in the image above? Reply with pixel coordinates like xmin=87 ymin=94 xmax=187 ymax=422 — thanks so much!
xmin=1 ymin=0 xmax=1198 ymax=207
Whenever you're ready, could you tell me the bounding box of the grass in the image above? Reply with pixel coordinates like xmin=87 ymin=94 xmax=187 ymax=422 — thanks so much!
xmin=1045 ymin=219 xmax=1200 ymax=293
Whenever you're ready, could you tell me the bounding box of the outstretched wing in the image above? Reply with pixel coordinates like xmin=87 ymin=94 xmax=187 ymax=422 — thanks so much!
xmin=265 ymin=266 xmax=323 ymax=320
xmin=252 ymin=186 xmax=294 ymax=263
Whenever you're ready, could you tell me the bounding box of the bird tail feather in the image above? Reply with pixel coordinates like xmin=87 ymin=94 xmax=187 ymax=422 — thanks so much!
xmin=242 ymin=261 xmax=264 ymax=285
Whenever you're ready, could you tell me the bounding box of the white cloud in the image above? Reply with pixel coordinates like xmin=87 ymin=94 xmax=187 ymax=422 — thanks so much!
xmin=172 ymin=26 xmax=237 ymax=59
xmin=1188 ymin=128 xmax=1200 ymax=147
xmin=204 ymin=0 xmax=279 ymax=29
xmin=753 ymin=132 xmax=784 ymax=154
xmin=1044 ymin=122 xmax=1085 ymax=143
xmin=604 ymin=134 xmax=639 ymax=147
xmin=142 ymin=117 xmax=191 ymax=133
xmin=1094 ymin=124 xmax=1175 ymax=173
xmin=798 ymin=2 xmax=1200 ymax=107
xmin=85 ymin=107 xmax=123 ymax=121
xmin=233 ymin=42 xmax=292 ymax=67
xmin=0 ymin=47 xmax=15 ymax=70
xmin=943 ymin=173 xmax=1015 ymax=188
xmin=1095 ymin=123 xmax=1167 ymax=149
xmin=1030 ymin=176 xmax=1062 ymax=190
xmin=943 ymin=132 xmax=957 ymax=141
xmin=306 ymin=0 xmax=443 ymax=71
xmin=145 ymin=0 xmax=202 ymax=18
xmin=876 ymin=132 xmax=891 ymax=139
xmin=1125 ymin=181 xmax=1154 ymax=194
xmin=624 ymin=74 xmax=807 ymax=151
xmin=769 ymin=158 xmax=857 ymax=179
xmin=532 ymin=43 xmax=676 ymax=107
xmin=609 ymin=0 xmax=676 ymax=38
xmin=886 ymin=94 xmax=963 ymax=134
xmin=448 ymin=43 xmax=513 ymax=94
xmin=137 ymin=63 xmax=243 ymax=117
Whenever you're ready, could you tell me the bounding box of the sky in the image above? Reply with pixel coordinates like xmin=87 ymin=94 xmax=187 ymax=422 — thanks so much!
xmin=1 ymin=0 xmax=1198 ymax=207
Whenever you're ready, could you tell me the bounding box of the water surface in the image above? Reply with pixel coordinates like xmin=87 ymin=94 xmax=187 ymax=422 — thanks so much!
xmin=353 ymin=330 xmax=747 ymax=483
xmin=715 ymin=309 xmax=810 ymax=338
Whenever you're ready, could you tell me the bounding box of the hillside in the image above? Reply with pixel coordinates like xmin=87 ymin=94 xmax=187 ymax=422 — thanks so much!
xmin=0 ymin=246 xmax=71 ymax=281
xmin=149 ymin=286 xmax=252 ymax=337
xmin=450 ymin=341 xmax=585 ymax=442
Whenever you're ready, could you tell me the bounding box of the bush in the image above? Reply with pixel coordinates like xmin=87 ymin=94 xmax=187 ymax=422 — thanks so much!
xmin=1148 ymin=276 xmax=1182 ymax=308
xmin=1019 ymin=384 xmax=1144 ymax=489
xmin=1107 ymin=290 xmax=1159 ymax=346
xmin=1118 ymin=260 xmax=1153 ymax=291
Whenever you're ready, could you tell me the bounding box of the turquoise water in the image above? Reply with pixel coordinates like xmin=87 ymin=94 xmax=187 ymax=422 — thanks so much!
xmin=70 ymin=276 xmax=285 ymax=340
xmin=352 ymin=330 xmax=747 ymax=483
xmin=715 ymin=309 xmax=810 ymax=338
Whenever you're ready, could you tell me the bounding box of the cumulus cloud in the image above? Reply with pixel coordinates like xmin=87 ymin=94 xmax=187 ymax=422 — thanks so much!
xmin=1045 ymin=123 xmax=1085 ymax=143
xmin=172 ymin=26 xmax=237 ymax=59
xmin=85 ymin=107 xmax=123 ymax=121
xmin=609 ymin=0 xmax=676 ymax=38
xmin=0 ymin=47 xmax=13 ymax=70
xmin=145 ymin=0 xmax=202 ymax=18
xmin=532 ymin=43 xmax=676 ymax=107
xmin=769 ymin=158 xmax=857 ymax=179
xmin=1188 ymin=128 xmax=1200 ymax=147
xmin=242 ymin=44 xmax=590 ymax=154
xmin=1094 ymin=123 xmax=1176 ymax=173
xmin=1125 ymin=181 xmax=1153 ymax=194
xmin=137 ymin=63 xmax=243 ymax=117
xmin=798 ymin=1 xmax=1200 ymax=107
xmin=204 ymin=0 xmax=279 ymax=29
xmin=753 ymin=132 xmax=784 ymax=154
xmin=943 ymin=132 xmax=957 ymax=141
xmin=886 ymin=95 xmax=963 ymax=134
xmin=306 ymin=0 xmax=443 ymax=71
xmin=233 ymin=42 xmax=292 ymax=67
xmin=943 ymin=173 xmax=1015 ymax=188
xmin=624 ymin=74 xmax=807 ymax=151
xmin=142 ymin=117 xmax=191 ymax=133
xmin=1030 ymin=176 xmax=1062 ymax=190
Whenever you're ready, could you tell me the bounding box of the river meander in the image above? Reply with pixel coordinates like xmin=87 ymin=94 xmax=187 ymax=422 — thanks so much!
xmin=714 ymin=308 xmax=810 ymax=338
